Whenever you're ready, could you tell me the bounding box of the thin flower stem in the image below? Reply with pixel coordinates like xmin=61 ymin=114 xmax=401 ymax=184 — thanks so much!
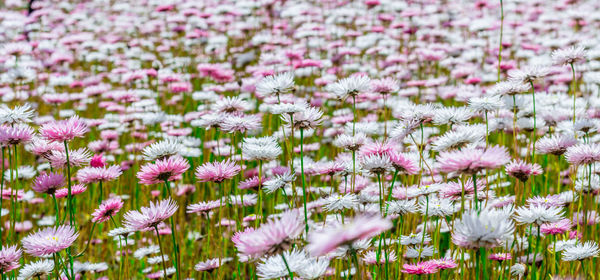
xmin=418 ymin=195 xmax=429 ymax=261
xmin=570 ymin=62 xmax=577 ymax=126
xmin=163 ymin=181 xmax=181 ymax=280
xmin=63 ymin=141 xmax=74 ymax=227
xmin=473 ymin=174 xmax=478 ymax=211
xmin=154 ymin=225 xmax=169 ymax=279
xmin=0 ymin=147 xmax=4 ymax=246
xmin=75 ymin=222 xmax=97 ymax=257
xmin=498 ymin=0 xmax=504 ymax=82
xmin=300 ymin=128 xmax=309 ymax=235
xmin=53 ymin=194 xmax=60 ymax=226
xmin=280 ymin=253 xmax=294 ymax=280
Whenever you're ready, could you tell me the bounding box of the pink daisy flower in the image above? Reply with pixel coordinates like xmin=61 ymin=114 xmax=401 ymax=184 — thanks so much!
xmin=92 ymin=197 xmax=124 ymax=223
xmin=89 ymin=154 xmax=107 ymax=167
xmin=0 ymin=245 xmax=21 ymax=273
xmin=436 ymin=145 xmax=510 ymax=174
xmin=55 ymin=184 xmax=87 ymax=198
xmin=238 ymin=176 xmax=264 ymax=190
xmin=535 ymin=135 xmax=577 ymax=156
xmin=194 ymin=258 xmax=227 ymax=272
xmin=39 ymin=116 xmax=88 ymax=142
xmin=388 ymin=151 xmax=419 ymax=174
xmin=565 ymin=143 xmax=600 ymax=166
xmin=0 ymin=124 xmax=34 ymax=145
xmin=307 ymin=215 xmax=392 ymax=256
xmin=425 ymin=258 xmax=458 ymax=270
xmin=123 ymin=199 xmax=178 ymax=231
xmin=505 ymin=159 xmax=542 ymax=182
xmin=186 ymin=200 xmax=221 ymax=214
xmin=21 ymin=226 xmax=79 ymax=257
xmin=401 ymin=262 xmax=438 ymax=275
xmin=137 ymin=156 xmax=190 ymax=185
xmin=488 ymin=253 xmax=512 ymax=262
xmin=32 ymin=172 xmax=65 ymax=194
xmin=541 ymin=219 xmax=572 ymax=235
xmin=47 ymin=148 xmax=92 ymax=168
xmin=195 ymin=159 xmax=241 ymax=183
xmin=232 ymin=210 xmax=304 ymax=258
xmin=76 ymin=165 xmax=122 ymax=184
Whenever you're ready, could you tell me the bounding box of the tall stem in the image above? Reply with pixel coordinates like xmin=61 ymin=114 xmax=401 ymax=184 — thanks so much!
xmin=164 ymin=181 xmax=180 ymax=280
xmin=473 ymin=174 xmax=479 ymax=211
xmin=154 ymin=226 xmax=169 ymax=279
xmin=300 ymin=128 xmax=309 ymax=235
xmin=570 ymin=62 xmax=577 ymax=127
xmin=418 ymin=195 xmax=429 ymax=261
xmin=280 ymin=253 xmax=294 ymax=280
xmin=497 ymin=0 xmax=504 ymax=81
xmin=530 ymin=81 xmax=537 ymax=162
xmin=63 ymin=141 xmax=73 ymax=226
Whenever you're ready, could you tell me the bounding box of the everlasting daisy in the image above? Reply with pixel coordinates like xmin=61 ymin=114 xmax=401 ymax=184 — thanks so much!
xmin=401 ymin=262 xmax=438 ymax=275
xmin=436 ymin=145 xmax=510 ymax=175
xmin=76 ymin=165 xmax=122 ymax=184
xmin=561 ymin=241 xmax=599 ymax=261
xmin=123 ymin=199 xmax=178 ymax=231
xmin=32 ymin=172 xmax=64 ymax=194
xmin=514 ymin=205 xmax=564 ymax=225
xmin=142 ymin=139 xmax=183 ymax=161
xmin=40 ymin=116 xmax=88 ymax=142
xmin=17 ymin=259 xmax=54 ymax=280
xmin=551 ymin=46 xmax=587 ymax=65
xmin=54 ymin=184 xmax=87 ymax=198
xmin=452 ymin=208 xmax=514 ymax=249
xmin=535 ymin=135 xmax=577 ymax=156
xmin=468 ymin=95 xmax=504 ymax=113
xmin=194 ymin=258 xmax=227 ymax=272
xmin=255 ymin=72 xmax=295 ymax=97
xmin=505 ymin=160 xmax=542 ymax=182
xmin=327 ymin=75 xmax=371 ymax=100
xmin=92 ymin=197 xmax=124 ymax=223
xmin=47 ymin=148 xmax=92 ymax=168
xmin=0 ymin=125 xmax=34 ymax=145
xmin=540 ymin=219 xmax=572 ymax=235
xmin=195 ymin=159 xmax=241 ymax=183
xmin=0 ymin=245 xmax=21 ymax=273
xmin=21 ymin=226 xmax=79 ymax=257
xmin=307 ymin=215 xmax=391 ymax=256
xmin=281 ymin=106 xmax=323 ymax=130
xmin=0 ymin=104 xmax=34 ymax=125
xmin=137 ymin=156 xmax=190 ymax=185
xmin=232 ymin=211 xmax=304 ymax=258
xmin=242 ymin=136 xmax=282 ymax=161
xmin=186 ymin=200 xmax=221 ymax=214
xmin=263 ymin=171 xmax=295 ymax=194
xmin=565 ymin=143 xmax=600 ymax=166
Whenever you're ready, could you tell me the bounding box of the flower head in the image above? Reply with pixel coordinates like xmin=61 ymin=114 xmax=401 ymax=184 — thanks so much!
xmin=40 ymin=116 xmax=88 ymax=142
xmin=92 ymin=197 xmax=124 ymax=223
xmin=21 ymin=226 xmax=79 ymax=257
xmin=232 ymin=211 xmax=304 ymax=258
xmin=0 ymin=245 xmax=21 ymax=273
xmin=123 ymin=199 xmax=178 ymax=231
xmin=195 ymin=159 xmax=241 ymax=183
xmin=307 ymin=215 xmax=391 ymax=256
xmin=505 ymin=160 xmax=542 ymax=182
xmin=32 ymin=172 xmax=64 ymax=194
xmin=137 ymin=156 xmax=190 ymax=185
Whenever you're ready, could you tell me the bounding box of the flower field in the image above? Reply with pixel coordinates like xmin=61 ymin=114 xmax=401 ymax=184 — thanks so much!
xmin=1 ymin=0 xmax=600 ymax=279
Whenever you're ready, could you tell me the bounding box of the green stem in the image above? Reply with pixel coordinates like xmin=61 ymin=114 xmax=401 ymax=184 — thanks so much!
xmin=300 ymin=128 xmax=309 ymax=235
xmin=154 ymin=226 xmax=169 ymax=279
xmin=280 ymin=253 xmax=294 ymax=280
xmin=498 ymin=0 xmax=504 ymax=81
